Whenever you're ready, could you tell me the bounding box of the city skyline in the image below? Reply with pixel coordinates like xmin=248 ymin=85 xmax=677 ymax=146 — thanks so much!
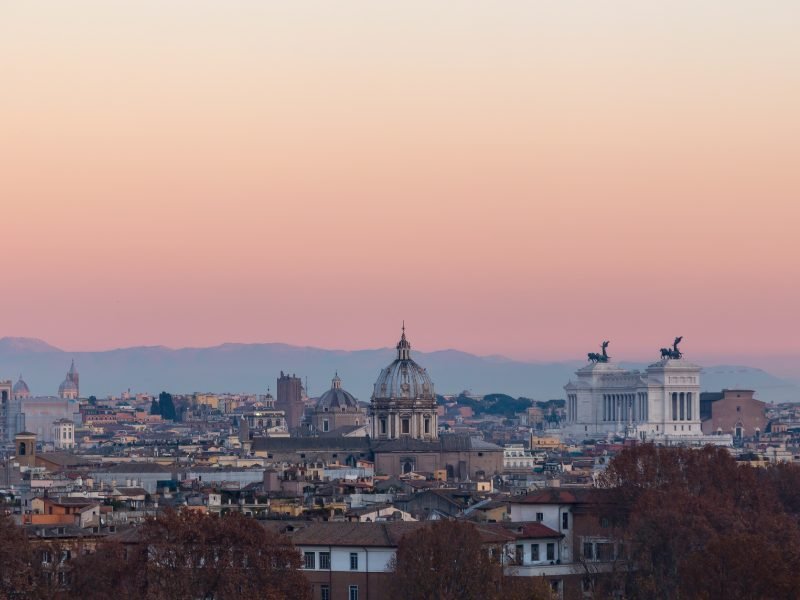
xmin=3 ymin=2 xmax=799 ymax=361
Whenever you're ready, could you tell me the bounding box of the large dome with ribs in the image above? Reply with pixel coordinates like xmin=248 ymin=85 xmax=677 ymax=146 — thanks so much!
xmin=372 ymin=328 xmax=434 ymax=401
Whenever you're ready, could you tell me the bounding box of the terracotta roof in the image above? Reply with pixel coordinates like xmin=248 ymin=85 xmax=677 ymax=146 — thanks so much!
xmin=37 ymin=452 xmax=92 ymax=467
xmin=495 ymin=522 xmax=564 ymax=539
xmin=279 ymin=521 xmax=427 ymax=547
xmin=272 ymin=521 xmax=513 ymax=548
xmin=99 ymin=463 xmax=173 ymax=474
xmin=510 ymin=488 xmax=598 ymax=505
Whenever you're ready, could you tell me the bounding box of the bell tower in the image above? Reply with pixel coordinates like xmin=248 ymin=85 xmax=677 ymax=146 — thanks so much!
xmin=15 ymin=431 xmax=37 ymax=468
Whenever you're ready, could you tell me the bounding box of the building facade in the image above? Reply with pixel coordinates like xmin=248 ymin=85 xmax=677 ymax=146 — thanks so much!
xmin=370 ymin=328 xmax=438 ymax=441
xmin=700 ymin=389 xmax=767 ymax=439
xmin=563 ymin=342 xmax=725 ymax=444
xmin=21 ymin=397 xmax=82 ymax=443
xmin=51 ymin=419 xmax=76 ymax=450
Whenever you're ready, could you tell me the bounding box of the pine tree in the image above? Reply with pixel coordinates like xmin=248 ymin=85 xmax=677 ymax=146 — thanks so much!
xmin=159 ymin=391 xmax=176 ymax=421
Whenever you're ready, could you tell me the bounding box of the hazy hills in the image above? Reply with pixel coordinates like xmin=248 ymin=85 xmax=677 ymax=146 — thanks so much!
xmin=0 ymin=337 xmax=797 ymax=403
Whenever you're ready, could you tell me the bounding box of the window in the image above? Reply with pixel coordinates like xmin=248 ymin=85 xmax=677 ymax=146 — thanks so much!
xmin=321 ymin=585 xmax=331 ymax=600
xmin=424 ymin=418 xmax=430 ymax=434
xmin=349 ymin=585 xmax=359 ymax=600
xmin=562 ymin=512 xmax=569 ymax=529
xmin=322 ymin=419 xmax=329 ymax=432
xmin=319 ymin=552 xmax=331 ymax=569
xmin=536 ymin=512 xmax=544 ymax=522
xmin=583 ymin=542 xmax=594 ymax=560
xmin=600 ymin=517 xmax=610 ymax=528
xmin=597 ymin=543 xmax=614 ymax=561
xmin=350 ymin=552 xmax=359 ymax=570
xmin=380 ymin=418 xmax=387 ymax=435
xmin=531 ymin=543 xmax=539 ymax=561
xmin=401 ymin=419 xmax=410 ymax=434
xmin=546 ymin=543 xmax=555 ymax=561
xmin=304 ymin=552 xmax=315 ymax=569
xmin=41 ymin=551 xmax=52 ymax=565
xmin=515 ymin=544 xmax=524 ymax=565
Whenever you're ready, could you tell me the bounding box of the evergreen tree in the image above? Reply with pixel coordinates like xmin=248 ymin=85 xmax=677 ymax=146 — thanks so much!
xmin=159 ymin=391 xmax=176 ymax=421
xmin=149 ymin=398 xmax=160 ymax=415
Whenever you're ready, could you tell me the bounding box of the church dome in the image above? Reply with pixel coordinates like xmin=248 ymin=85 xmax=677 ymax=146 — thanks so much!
xmin=58 ymin=378 xmax=78 ymax=396
xmin=13 ymin=375 xmax=30 ymax=397
xmin=316 ymin=374 xmax=360 ymax=411
xmin=372 ymin=328 xmax=435 ymax=401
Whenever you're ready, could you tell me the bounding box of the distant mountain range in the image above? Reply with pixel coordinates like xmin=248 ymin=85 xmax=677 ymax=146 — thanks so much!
xmin=1 ymin=337 xmax=798 ymax=403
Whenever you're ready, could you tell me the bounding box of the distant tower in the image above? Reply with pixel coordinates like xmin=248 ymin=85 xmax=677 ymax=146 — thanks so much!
xmin=370 ymin=325 xmax=438 ymax=440
xmin=0 ymin=380 xmax=11 ymax=444
xmin=277 ymin=372 xmax=304 ymax=430
xmin=15 ymin=431 xmax=37 ymax=468
xmin=58 ymin=360 xmax=79 ymax=399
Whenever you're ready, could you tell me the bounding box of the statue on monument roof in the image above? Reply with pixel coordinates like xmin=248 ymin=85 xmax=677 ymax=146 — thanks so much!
xmin=660 ymin=336 xmax=683 ymax=360
xmin=587 ymin=340 xmax=610 ymax=363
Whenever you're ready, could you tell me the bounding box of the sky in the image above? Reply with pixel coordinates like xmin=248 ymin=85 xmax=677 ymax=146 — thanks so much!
xmin=1 ymin=1 xmax=799 ymax=363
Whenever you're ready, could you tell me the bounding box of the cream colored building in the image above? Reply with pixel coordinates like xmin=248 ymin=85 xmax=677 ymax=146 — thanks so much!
xmin=51 ymin=419 xmax=75 ymax=450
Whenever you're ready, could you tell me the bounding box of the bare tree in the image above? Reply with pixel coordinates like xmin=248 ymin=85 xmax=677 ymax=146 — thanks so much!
xmin=388 ymin=520 xmax=553 ymax=600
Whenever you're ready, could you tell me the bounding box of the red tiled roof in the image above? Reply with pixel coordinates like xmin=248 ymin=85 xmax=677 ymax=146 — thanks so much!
xmin=265 ymin=521 xmax=516 ymax=548
xmin=509 ymin=488 xmax=597 ymax=505
xmin=495 ymin=522 xmax=563 ymax=539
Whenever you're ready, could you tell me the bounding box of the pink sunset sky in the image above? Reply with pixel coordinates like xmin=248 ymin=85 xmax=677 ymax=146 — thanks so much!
xmin=1 ymin=2 xmax=799 ymax=363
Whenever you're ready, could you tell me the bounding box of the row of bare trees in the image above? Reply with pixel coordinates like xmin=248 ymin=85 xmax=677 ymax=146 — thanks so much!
xmin=0 ymin=510 xmax=310 ymax=600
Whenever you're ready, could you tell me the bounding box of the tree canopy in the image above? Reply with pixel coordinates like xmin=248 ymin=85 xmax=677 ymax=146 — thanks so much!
xmin=2 ymin=510 xmax=309 ymax=600
xmin=388 ymin=520 xmax=553 ymax=600
xmin=596 ymin=444 xmax=800 ymax=600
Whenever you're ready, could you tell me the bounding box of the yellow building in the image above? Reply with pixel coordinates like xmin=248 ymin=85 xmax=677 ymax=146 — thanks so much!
xmin=195 ymin=394 xmax=220 ymax=410
xmin=530 ymin=435 xmax=563 ymax=451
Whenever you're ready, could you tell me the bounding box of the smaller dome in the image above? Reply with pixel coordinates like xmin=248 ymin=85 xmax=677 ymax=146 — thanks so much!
xmin=13 ymin=375 xmax=30 ymax=396
xmin=316 ymin=374 xmax=360 ymax=411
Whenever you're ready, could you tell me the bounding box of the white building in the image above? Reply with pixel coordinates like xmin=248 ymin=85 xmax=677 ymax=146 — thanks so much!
xmin=51 ymin=419 xmax=75 ymax=450
xmin=563 ymin=346 xmax=729 ymax=445
xmin=503 ymin=444 xmax=537 ymax=471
